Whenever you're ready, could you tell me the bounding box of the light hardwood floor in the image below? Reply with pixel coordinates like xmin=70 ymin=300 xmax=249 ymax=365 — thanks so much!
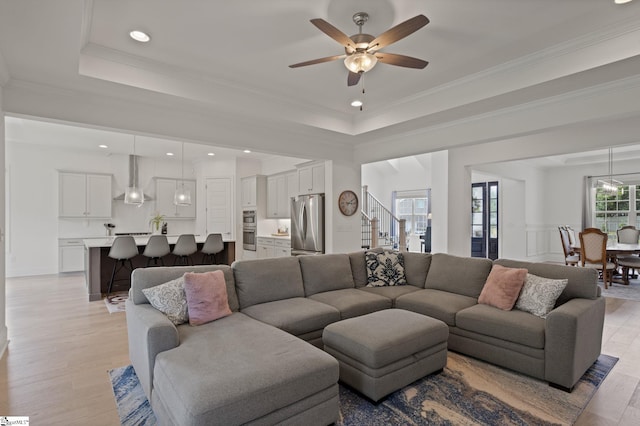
xmin=1 ymin=273 xmax=640 ymax=425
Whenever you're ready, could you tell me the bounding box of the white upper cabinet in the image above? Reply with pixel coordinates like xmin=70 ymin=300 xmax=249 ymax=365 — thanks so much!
xmin=59 ymin=172 xmax=112 ymax=218
xmin=241 ymin=175 xmax=267 ymax=214
xmin=155 ymin=178 xmax=197 ymax=219
xmin=297 ymin=162 xmax=325 ymax=195
xmin=241 ymin=176 xmax=258 ymax=208
xmin=267 ymin=172 xmax=295 ymax=218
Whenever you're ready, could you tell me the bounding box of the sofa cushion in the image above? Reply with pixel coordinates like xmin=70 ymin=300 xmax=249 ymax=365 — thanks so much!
xmin=233 ymin=257 xmax=305 ymax=309
xmin=349 ymin=248 xmax=383 ymax=288
xmin=402 ymin=252 xmax=432 ymax=288
xmin=395 ymin=289 xmax=477 ymax=326
xmin=299 ymin=254 xmax=355 ymax=296
xmin=141 ymin=276 xmax=188 ymax=325
xmin=241 ymin=297 xmax=341 ymax=336
xmin=494 ymin=259 xmax=598 ymax=304
xmin=184 ymin=271 xmax=232 ymax=326
xmin=153 ymin=312 xmax=339 ymax=426
xmin=515 ymin=273 xmax=568 ymax=318
xmin=456 ymin=304 xmax=546 ymax=349
xmin=309 ymin=289 xmax=392 ymax=319
xmin=478 ymin=264 xmax=527 ymax=311
xmin=359 ymin=285 xmax=422 ymax=306
xmin=425 ymin=253 xmax=493 ymax=298
xmin=366 ymin=251 xmax=408 ymax=287
xmin=131 ymin=265 xmax=238 ymax=311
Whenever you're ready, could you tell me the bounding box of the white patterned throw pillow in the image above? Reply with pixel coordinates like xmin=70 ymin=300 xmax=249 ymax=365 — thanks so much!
xmin=515 ymin=273 xmax=567 ymax=318
xmin=141 ymin=276 xmax=189 ymax=325
xmin=365 ymin=251 xmax=408 ymax=287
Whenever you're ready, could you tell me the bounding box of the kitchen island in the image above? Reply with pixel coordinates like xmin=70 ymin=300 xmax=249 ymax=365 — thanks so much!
xmin=84 ymin=235 xmax=235 ymax=301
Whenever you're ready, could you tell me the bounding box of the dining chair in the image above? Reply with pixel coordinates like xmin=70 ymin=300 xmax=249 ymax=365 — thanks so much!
xmin=615 ymin=226 xmax=640 ymax=283
xmin=107 ymin=236 xmax=139 ymax=297
xmin=142 ymin=235 xmax=170 ymax=266
xmin=200 ymin=233 xmax=224 ymax=264
xmin=173 ymin=234 xmax=197 ymax=265
xmin=579 ymin=228 xmax=616 ymax=289
xmin=558 ymin=226 xmax=580 ymax=266
xmin=565 ymin=226 xmax=578 ymax=247
xmin=617 ymin=226 xmax=640 ymax=244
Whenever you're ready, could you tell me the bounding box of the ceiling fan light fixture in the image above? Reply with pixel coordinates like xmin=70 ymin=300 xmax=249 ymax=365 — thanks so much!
xmin=344 ymin=52 xmax=377 ymax=74
xmin=351 ymin=100 xmax=363 ymax=107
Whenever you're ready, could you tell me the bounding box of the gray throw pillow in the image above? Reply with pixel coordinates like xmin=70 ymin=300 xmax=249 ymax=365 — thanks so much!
xmin=365 ymin=251 xmax=408 ymax=287
xmin=515 ymin=273 xmax=567 ymax=318
xmin=141 ymin=276 xmax=189 ymax=325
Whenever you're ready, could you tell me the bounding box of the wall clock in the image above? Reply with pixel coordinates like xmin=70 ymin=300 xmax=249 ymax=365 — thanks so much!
xmin=338 ymin=190 xmax=359 ymax=216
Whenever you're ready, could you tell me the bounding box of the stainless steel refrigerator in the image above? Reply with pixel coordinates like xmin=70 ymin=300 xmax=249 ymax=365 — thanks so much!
xmin=291 ymin=194 xmax=324 ymax=256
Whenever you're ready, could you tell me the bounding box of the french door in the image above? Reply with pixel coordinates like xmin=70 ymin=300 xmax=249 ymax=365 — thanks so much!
xmin=471 ymin=181 xmax=499 ymax=259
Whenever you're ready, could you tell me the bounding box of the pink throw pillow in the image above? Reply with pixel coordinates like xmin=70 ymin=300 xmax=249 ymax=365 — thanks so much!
xmin=183 ymin=271 xmax=232 ymax=326
xmin=478 ymin=264 xmax=527 ymax=311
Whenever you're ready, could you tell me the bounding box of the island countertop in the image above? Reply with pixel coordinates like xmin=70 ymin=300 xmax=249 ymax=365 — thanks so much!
xmin=83 ymin=234 xmax=235 ymax=248
xmin=83 ymin=235 xmax=236 ymax=301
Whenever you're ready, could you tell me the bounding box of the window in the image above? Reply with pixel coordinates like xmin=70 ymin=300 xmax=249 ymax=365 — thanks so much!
xmin=393 ymin=190 xmax=430 ymax=236
xmin=594 ymin=184 xmax=632 ymax=240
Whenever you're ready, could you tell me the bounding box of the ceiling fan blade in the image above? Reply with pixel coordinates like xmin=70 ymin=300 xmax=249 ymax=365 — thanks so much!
xmin=347 ymin=71 xmax=361 ymax=87
xmin=375 ymin=52 xmax=428 ymax=69
xmin=367 ymin=15 xmax=429 ymax=52
xmin=289 ymin=54 xmax=346 ymax=68
xmin=310 ymin=18 xmax=356 ymax=52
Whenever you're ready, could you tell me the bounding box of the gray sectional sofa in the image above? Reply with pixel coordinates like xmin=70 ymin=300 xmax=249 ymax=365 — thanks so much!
xmin=126 ymin=251 xmax=605 ymax=426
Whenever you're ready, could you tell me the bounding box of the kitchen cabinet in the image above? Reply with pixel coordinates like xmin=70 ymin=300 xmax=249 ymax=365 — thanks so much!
xmin=274 ymin=238 xmax=291 ymax=257
xmin=267 ymin=171 xmax=296 ymax=218
xmin=155 ymin=178 xmax=197 ymax=219
xmin=241 ymin=175 xmax=267 ymax=213
xmin=257 ymin=237 xmax=275 ymax=259
xmin=59 ymin=238 xmax=85 ymax=272
xmin=59 ymin=172 xmax=112 ymax=218
xmin=297 ymin=162 xmax=325 ymax=195
xmin=257 ymin=237 xmax=291 ymax=259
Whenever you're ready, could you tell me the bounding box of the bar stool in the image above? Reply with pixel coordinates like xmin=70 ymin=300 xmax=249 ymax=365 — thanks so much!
xmin=142 ymin=235 xmax=170 ymax=266
xmin=201 ymin=233 xmax=224 ymax=264
xmin=173 ymin=234 xmax=197 ymax=265
xmin=107 ymin=236 xmax=139 ymax=297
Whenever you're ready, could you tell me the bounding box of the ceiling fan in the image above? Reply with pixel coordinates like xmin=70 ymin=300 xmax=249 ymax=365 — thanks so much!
xmin=289 ymin=12 xmax=429 ymax=86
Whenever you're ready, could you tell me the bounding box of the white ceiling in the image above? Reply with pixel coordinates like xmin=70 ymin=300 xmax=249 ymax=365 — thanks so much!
xmin=2 ymin=0 xmax=640 ymax=165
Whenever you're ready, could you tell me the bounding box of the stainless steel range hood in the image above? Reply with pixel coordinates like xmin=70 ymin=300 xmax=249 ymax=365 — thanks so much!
xmin=113 ymin=155 xmax=153 ymax=201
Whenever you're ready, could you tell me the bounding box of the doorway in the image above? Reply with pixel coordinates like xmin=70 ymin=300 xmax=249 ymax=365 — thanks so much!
xmin=471 ymin=181 xmax=499 ymax=260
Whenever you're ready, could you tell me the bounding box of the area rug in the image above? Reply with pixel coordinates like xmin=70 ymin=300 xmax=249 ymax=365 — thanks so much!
xmin=104 ymin=292 xmax=128 ymax=314
xmin=601 ymin=278 xmax=640 ymax=302
xmin=109 ymin=351 xmax=617 ymax=426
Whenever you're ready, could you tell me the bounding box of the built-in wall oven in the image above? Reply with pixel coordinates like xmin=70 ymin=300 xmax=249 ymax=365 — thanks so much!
xmin=242 ymin=210 xmax=257 ymax=251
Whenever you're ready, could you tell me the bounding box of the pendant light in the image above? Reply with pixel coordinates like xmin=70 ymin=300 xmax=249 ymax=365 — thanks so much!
xmin=174 ymin=142 xmax=192 ymax=206
xmin=598 ymin=147 xmax=622 ymax=195
xmin=124 ymin=135 xmax=144 ymax=205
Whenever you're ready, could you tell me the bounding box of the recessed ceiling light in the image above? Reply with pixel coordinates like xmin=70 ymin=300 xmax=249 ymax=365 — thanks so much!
xmin=166 ymin=152 xmax=174 ymax=156
xmin=98 ymin=144 xmax=108 ymax=149
xmin=615 ymin=0 xmax=633 ymax=3
xmin=351 ymin=100 xmax=363 ymax=107
xmin=207 ymin=152 xmax=215 ymax=156
xmin=243 ymin=150 xmax=251 ymax=153
xmin=129 ymin=30 xmax=151 ymax=43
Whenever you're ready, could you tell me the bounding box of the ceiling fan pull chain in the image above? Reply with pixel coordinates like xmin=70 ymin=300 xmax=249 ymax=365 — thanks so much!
xmin=361 ymin=74 xmax=365 ymax=111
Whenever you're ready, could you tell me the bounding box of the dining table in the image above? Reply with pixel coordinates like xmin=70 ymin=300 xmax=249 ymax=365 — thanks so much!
xmin=572 ymin=242 xmax=640 ymax=285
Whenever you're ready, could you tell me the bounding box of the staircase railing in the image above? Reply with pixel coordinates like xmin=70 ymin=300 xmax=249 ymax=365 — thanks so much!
xmin=361 ymin=186 xmax=406 ymax=251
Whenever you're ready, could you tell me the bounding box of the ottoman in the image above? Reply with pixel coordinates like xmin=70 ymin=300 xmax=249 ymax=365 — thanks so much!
xmin=323 ymin=309 xmax=448 ymax=402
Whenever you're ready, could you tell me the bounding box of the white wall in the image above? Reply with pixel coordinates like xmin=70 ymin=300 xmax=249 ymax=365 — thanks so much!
xmin=326 ymin=160 xmax=362 ymax=254
xmin=5 ymin=142 xmax=198 ymax=277
xmin=361 ymin=154 xmax=432 ymax=209
xmin=0 ymin=84 xmax=8 ymax=358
